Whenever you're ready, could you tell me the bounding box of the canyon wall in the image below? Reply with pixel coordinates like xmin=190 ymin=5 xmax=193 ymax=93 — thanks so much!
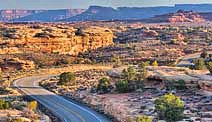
xmin=0 ymin=24 xmax=114 ymax=56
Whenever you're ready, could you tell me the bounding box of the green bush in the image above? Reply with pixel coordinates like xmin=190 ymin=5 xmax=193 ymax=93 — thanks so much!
xmin=193 ymin=58 xmax=206 ymax=70
xmin=27 ymin=101 xmax=37 ymax=111
xmin=137 ymin=62 xmax=149 ymax=80
xmin=136 ymin=62 xmax=149 ymax=89
xmin=164 ymin=80 xmax=176 ymax=91
xmin=200 ymin=50 xmax=208 ymax=59
xmin=206 ymin=61 xmax=212 ymax=75
xmin=176 ymin=80 xmax=186 ymax=90
xmin=136 ymin=115 xmax=152 ymax=122
xmin=155 ymin=93 xmax=184 ymax=122
xmin=58 ymin=72 xmax=76 ymax=85
xmin=97 ymin=77 xmax=112 ymax=94
xmin=152 ymin=60 xmax=158 ymax=66
xmin=115 ymin=80 xmax=129 ymax=93
xmin=170 ymin=39 xmax=177 ymax=44
xmin=0 ymin=99 xmax=11 ymax=109
xmin=122 ymin=66 xmax=136 ymax=81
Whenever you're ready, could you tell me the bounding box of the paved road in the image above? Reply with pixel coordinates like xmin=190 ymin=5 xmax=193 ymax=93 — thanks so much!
xmin=14 ymin=75 xmax=111 ymax=122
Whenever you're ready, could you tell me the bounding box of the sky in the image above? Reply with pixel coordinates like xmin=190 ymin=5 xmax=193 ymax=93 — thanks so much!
xmin=0 ymin=0 xmax=212 ymax=10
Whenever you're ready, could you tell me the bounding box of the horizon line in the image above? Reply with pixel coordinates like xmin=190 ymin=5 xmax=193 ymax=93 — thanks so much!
xmin=1 ymin=3 xmax=212 ymax=11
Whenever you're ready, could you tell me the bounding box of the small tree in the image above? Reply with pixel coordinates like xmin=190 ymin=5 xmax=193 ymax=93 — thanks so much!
xmin=111 ymin=54 xmax=121 ymax=67
xmin=200 ymin=50 xmax=208 ymax=59
xmin=97 ymin=77 xmax=112 ymax=94
xmin=176 ymin=80 xmax=186 ymax=90
xmin=0 ymin=100 xmax=11 ymax=109
xmin=164 ymin=80 xmax=176 ymax=91
xmin=136 ymin=62 xmax=149 ymax=89
xmin=207 ymin=61 xmax=212 ymax=75
xmin=155 ymin=93 xmax=184 ymax=122
xmin=136 ymin=115 xmax=152 ymax=122
xmin=3 ymin=102 xmax=10 ymax=109
xmin=27 ymin=101 xmax=37 ymax=111
xmin=170 ymin=39 xmax=177 ymax=44
xmin=115 ymin=80 xmax=129 ymax=93
xmin=193 ymin=58 xmax=205 ymax=70
xmin=58 ymin=72 xmax=76 ymax=85
xmin=122 ymin=66 xmax=136 ymax=81
xmin=152 ymin=60 xmax=158 ymax=66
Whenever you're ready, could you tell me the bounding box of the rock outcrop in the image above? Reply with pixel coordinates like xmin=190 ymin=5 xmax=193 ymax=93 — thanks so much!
xmin=0 ymin=58 xmax=35 ymax=71
xmin=0 ymin=24 xmax=114 ymax=56
xmin=147 ymin=66 xmax=212 ymax=91
xmin=168 ymin=10 xmax=205 ymax=23
xmin=146 ymin=10 xmax=206 ymax=23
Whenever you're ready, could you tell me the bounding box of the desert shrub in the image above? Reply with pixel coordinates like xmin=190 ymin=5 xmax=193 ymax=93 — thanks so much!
xmin=97 ymin=77 xmax=112 ymax=94
xmin=152 ymin=60 xmax=158 ymax=66
xmin=122 ymin=66 xmax=136 ymax=81
xmin=0 ymin=99 xmax=11 ymax=109
xmin=176 ymin=80 xmax=186 ymax=90
xmin=206 ymin=61 xmax=212 ymax=75
xmin=111 ymin=54 xmax=121 ymax=67
xmin=170 ymin=39 xmax=177 ymax=44
xmin=55 ymin=58 xmax=69 ymax=65
xmin=57 ymin=72 xmax=76 ymax=85
xmin=75 ymin=28 xmax=85 ymax=36
xmin=34 ymin=32 xmax=55 ymax=38
xmin=164 ymin=80 xmax=175 ymax=91
xmin=136 ymin=115 xmax=152 ymax=122
xmin=27 ymin=101 xmax=37 ymax=111
xmin=200 ymin=50 xmax=208 ymax=59
xmin=193 ymin=58 xmax=206 ymax=70
xmin=115 ymin=80 xmax=129 ymax=93
xmin=155 ymin=93 xmax=184 ymax=122
xmin=136 ymin=62 xmax=149 ymax=89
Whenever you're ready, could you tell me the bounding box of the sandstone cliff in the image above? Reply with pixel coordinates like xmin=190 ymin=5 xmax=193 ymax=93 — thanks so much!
xmin=0 ymin=24 xmax=114 ymax=56
xmin=168 ymin=10 xmax=205 ymax=23
xmin=145 ymin=10 xmax=206 ymax=23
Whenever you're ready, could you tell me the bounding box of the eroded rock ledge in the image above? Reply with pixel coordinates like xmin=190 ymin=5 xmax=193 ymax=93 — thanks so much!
xmin=0 ymin=25 xmax=114 ymax=56
xmin=147 ymin=66 xmax=212 ymax=92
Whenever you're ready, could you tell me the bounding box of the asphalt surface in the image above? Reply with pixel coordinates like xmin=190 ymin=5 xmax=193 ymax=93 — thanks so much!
xmin=14 ymin=75 xmax=111 ymax=122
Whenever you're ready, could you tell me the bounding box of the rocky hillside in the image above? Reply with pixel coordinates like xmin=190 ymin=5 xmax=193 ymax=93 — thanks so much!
xmin=0 ymin=24 xmax=113 ymax=56
xmin=145 ymin=10 xmax=206 ymax=23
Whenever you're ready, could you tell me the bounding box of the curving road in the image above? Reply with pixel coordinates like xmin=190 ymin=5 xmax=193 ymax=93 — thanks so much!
xmin=14 ymin=75 xmax=111 ymax=122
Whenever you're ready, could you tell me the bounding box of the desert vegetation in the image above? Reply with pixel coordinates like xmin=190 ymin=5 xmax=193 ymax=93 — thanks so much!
xmin=0 ymin=21 xmax=212 ymax=122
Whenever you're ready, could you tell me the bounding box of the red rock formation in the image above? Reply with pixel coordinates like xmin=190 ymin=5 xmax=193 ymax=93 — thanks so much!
xmin=146 ymin=10 xmax=206 ymax=23
xmin=168 ymin=10 xmax=205 ymax=23
xmin=0 ymin=25 xmax=114 ymax=56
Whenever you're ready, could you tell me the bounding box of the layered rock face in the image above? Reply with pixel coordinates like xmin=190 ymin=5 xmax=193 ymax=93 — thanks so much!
xmin=0 ymin=58 xmax=35 ymax=71
xmin=146 ymin=10 xmax=206 ymax=23
xmin=147 ymin=66 xmax=212 ymax=92
xmin=0 ymin=24 xmax=114 ymax=56
xmin=168 ymin=10 xmax=205 ymax=23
